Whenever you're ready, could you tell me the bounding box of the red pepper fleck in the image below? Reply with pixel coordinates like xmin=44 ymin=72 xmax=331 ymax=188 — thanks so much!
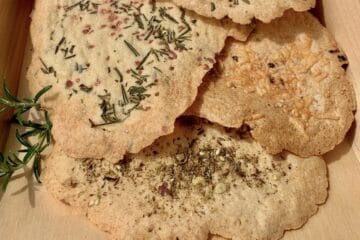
xmin=178 ymin=26 xmax=185 ymax=31
xmin=158 ymin=182 xmax=172 ymax=196
xmin=168 ymin=50 xmax=178 ymax=60
xmin=101 ymin=9 xmax=111 ymax=14
xmin=108 ymin=13 xmax=118 ymax=22
xmin=66 ymin=80 xmax=73 ymax=88
xmin=95 ymin=79 xmax=101 ymax=86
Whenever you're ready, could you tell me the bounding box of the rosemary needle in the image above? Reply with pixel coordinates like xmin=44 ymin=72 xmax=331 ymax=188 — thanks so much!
xmin=0 ymin=81 xmax=52 ymax=192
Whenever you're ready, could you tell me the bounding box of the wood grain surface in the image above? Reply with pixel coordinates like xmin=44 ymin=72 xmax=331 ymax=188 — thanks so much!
xmin=0 ymin=0 xmax=33 ymax=151
xmin=0 ymin=0 xmax=360 ymax=240
xmin=319 ymin=0 xmax=360 ymax=160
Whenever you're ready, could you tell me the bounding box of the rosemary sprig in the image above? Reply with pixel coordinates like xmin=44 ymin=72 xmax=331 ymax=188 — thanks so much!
xmin=0 ymin=82 xmax=52 ymax=192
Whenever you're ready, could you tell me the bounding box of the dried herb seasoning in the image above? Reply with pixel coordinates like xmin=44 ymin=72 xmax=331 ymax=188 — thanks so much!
xmin=75 ymin=120 xmax=287 ymax=203
xmin=43 ymin=1 xmax=195 ymax=127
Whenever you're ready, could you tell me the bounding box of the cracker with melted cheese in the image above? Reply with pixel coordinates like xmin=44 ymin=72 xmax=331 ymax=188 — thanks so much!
xmin=187 ymin=10 xmax=356 ymax=157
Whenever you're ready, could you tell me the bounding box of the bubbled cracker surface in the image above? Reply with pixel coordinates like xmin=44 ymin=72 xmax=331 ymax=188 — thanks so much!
xmin=27 ymin=0 xmax=253 ymax=162
xmin=43 ymin=119 xmax=328 ymax=240
xmin=170 ymin=0 xmax=315 ymax=24
xmin=187 ymin=10 xmax=356 ymax=157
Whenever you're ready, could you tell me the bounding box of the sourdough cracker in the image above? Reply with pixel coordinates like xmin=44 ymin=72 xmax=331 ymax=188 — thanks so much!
xmin=43 ymin=118 xmax=328 ymax=240
xmin=188 ymin=10 xmax=356 ymax=157
xmin=27 ymin=0 xmax=252 ymax=162
xmin=170 ymin=0 xmax=315 ymax=24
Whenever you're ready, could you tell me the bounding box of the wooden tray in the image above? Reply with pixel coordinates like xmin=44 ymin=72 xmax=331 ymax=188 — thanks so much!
xmin=0 ymin=0 xmax=32 ymax=150
xmin=0 ymin=0 xmax=359 ymax=239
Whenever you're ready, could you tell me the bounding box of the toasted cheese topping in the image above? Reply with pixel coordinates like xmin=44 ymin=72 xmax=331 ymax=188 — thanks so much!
xmin=187 ymin=11 xmax=356 ymax=157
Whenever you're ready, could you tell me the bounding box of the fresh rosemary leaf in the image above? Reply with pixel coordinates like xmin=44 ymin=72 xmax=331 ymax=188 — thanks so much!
xmin=0 ymin=107 xmax=7 ymax=114
xmin=16 ymin=129 xmax=32 ymax=148
xmin=7 ymin=154 xmax=23 ymax=166
xmin=21 ymin=128 xmax=43 ymax=138
xmin=39 ymin=141 xmax=50 ymax=153
xmin=16 ymin=120 xmax=44 ymax=130
xmin=33 ymin=155 xmax=42 ymax=183
xmin=0 ymin=82 xmax=53 ymax=192
xmin=23 ymin=145 xmax=38 ymax=164
xmin=3 ymin=82 xmax=20 ymax=103
xmin=1 ymin=172 xmax=13 ymax=192
xmin=34 ymin=85 xmax=52 ymax=102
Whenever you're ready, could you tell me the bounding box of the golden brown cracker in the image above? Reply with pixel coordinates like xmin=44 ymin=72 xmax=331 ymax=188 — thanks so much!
xmin=170 ymin=0 xmax=315 ymax=24
xmin=188 ymin=11 xmax=356 ymax=157
xmin=27 ymin=0 xmax=252 ymax=162
xmin=43 ymin=118 xmax=328 ymax=240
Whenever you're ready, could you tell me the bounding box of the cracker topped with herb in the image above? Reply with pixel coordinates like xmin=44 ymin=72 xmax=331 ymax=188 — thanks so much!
xmin=27 ymin=0 xmax=252 ymax=162
xmin=187 ymin=10 xmax=356 ymax=157
xmin=170 ymin=0 xmax=315 ymax=24
xmin=43 ymin=118 xmax=328 ymax=240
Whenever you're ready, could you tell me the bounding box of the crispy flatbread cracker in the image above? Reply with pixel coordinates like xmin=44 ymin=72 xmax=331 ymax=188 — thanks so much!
xmin=27 ymin=0 xmax=252 ymax=162
xmin=187 ymin=11 xmax=356 ymax=157
xmin=170 ymin=0 xmax=315 ymax=24
xmin=43 ymin=118 xmax=328 ymax=240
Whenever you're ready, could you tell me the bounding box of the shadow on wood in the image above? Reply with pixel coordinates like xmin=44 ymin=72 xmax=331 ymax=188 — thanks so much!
xmin=311 ymin=0 xmax=325 ymax=25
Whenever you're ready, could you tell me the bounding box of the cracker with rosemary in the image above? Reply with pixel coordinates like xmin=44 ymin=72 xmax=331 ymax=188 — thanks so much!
xmin=187 ymin=10 xmax=356 ymax=157
xmin=27 ymin=0 xmax=253 ymax=162
xmin=43 ymin=118 xmax=328 ymax=240
xmin=170 ymin=0 xmax=315 ymax=24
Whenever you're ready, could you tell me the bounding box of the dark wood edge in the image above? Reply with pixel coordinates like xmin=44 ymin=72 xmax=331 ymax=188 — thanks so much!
xmin=0 ymin=0 xmax=34 ymax=151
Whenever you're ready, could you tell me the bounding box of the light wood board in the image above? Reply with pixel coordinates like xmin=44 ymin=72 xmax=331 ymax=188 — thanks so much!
xmin=0 ymin=0 xmax=360 ymax=239
xmin=319 ymin=0 xmax=360 ymax=160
